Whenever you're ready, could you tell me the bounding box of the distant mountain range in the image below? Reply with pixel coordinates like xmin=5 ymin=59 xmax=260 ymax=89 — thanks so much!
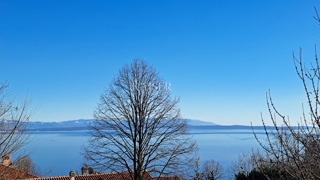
xmin=25 ymin=119 xmax=276 ymax=131
xmin=26 ymin=119 xmax=93 ymax=131
xmin=25 ymin=119 xmax=219 ymax=131
xmin=185 ymin=119 xmax=218 ymax=126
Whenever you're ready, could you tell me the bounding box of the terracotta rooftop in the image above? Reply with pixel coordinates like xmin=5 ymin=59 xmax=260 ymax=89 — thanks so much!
xmin=0 ymin=164 xmax=38 ymax=180
xmin=152 ymin=177 xmax=180 ymax=180
xmin=23 ymin=172 xmax=180 ymax=180
xmin=24 ymin=172 xmax=153 ymax=180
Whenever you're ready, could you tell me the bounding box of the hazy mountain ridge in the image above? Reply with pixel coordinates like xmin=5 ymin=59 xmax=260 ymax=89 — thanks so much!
xmin=26 ymin=119 xmax=217 ymax=131
xmin=26 ymin=119 xmax=92 ymax=131
xmin=25 ymin=119 xmax=277 ymax=131
xmin=185 ymin=119 xmax=218 ymax=126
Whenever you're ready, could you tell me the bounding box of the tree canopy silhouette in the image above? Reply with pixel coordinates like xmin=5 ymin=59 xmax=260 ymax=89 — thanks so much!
xmin=84 ymin=59 xmax=197 ymax=179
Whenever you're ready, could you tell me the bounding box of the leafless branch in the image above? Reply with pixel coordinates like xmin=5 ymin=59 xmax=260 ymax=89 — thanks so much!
xmin=252 ymin=47 xmax=320 ymax=179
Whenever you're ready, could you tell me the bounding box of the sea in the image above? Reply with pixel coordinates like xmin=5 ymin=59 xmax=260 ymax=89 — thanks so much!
xmin=23 ymin=127 xmax=267 ymax=178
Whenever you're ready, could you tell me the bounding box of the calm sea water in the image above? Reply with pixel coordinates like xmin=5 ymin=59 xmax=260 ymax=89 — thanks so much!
xmin=24 ymin=128 xmax=266 ymax=177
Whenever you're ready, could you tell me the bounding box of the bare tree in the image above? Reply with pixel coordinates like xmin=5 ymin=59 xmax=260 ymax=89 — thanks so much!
xmin=84 ymin=60 xmax=197 ymax=180
xmin=190 ymin=158 xmax=223 ymax=180
xmin=229 ymin=150 xmax=291 ymax=180
xmin=202 ymin=160 xmax=223 ymax=180
xmin=192 ymin=158 xmax=203 ymax=180
xmin=248 ymin=7 xmax=320 ymax=180
xmin=229 ymin=152 xmax=256 ymax=178
xmin=229 ymin=151 xmax=261 ymax=179
xmin=0 ymin=83 xmax=35 ymax=177
xmin=13 ymin=155 xmax=39 ymax=175
xmin=0 ymin=83 xmax=34 ymax=158
xmin=251 ymin=46 xmax=320 ymax=179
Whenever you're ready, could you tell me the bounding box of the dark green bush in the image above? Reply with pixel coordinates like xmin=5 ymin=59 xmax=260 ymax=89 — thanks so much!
xmin=235 ymin=167 xmax=295 ymax=180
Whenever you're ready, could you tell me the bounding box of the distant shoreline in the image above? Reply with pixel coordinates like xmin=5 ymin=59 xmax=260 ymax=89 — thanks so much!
xmin=24 ymin=125 xmax=291 ymax=132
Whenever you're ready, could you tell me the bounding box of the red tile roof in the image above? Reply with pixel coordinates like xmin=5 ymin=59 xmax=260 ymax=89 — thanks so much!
xmin=24 ymin=172 xmax=153 ymax=180
xmin=22 ymin=171 xmax=179 ymax=180
xmin=152 ymin=177 xmax=180 ymax=180
xmin=0 ymin=164 xmax=38 ymax=180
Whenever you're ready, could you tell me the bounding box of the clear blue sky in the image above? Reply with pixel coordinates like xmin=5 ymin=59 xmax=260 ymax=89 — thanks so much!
xmin=1 ymin=0 xmax=319 ymax=125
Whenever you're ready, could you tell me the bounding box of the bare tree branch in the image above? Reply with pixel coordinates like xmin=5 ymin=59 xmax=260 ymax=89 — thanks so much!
xmin=252 ymin=46 xmax=320 ymax=179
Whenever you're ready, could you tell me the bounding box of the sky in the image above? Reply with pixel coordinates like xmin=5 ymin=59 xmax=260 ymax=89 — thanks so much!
xmin=1 ymin=0 xmax=320 ymax=125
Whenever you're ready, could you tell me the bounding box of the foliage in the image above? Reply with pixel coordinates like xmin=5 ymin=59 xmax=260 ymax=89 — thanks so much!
xmin=235 ymin=167 xmax=295 ymax=180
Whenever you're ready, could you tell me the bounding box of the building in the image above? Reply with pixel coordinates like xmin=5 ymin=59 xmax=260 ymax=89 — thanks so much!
xmin=0 ymin=155 xmax=179 ymax=180
xmin=0 ymin=154 xmax=38 ymax=180
xmin=24 ymin=169 xmax=179 ymax=180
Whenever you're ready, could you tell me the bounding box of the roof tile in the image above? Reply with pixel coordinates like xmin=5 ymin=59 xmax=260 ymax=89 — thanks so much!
xmin=24 ymin=172 xmax=153 ymax=180
xmin=0 ymin=164 xmax=38 ymax=180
